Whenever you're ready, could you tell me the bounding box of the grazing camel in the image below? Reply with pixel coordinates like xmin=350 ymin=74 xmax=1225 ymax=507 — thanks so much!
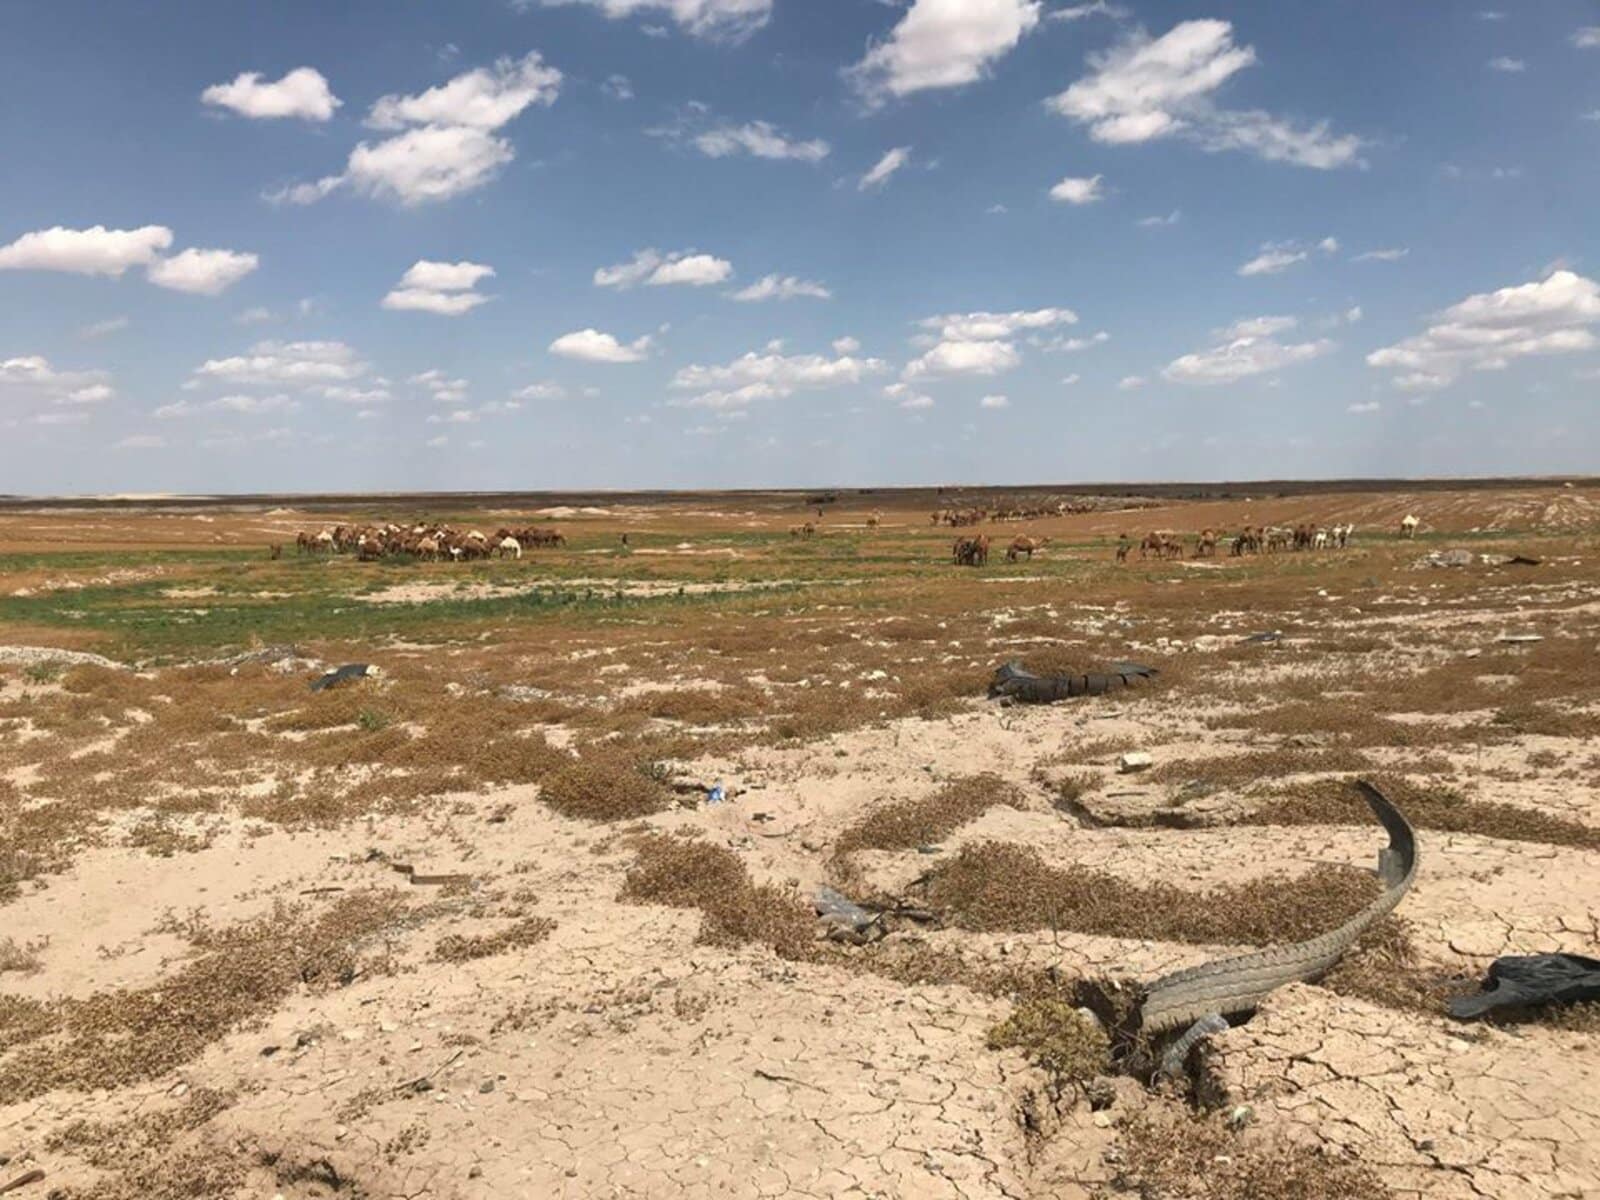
xmin=1400 ymin=514 xmax=1420 ymax=539
xmin=952 ymin=535 xmax=991 ymax=566
xmin=1005 ymin=535 xmax=1049 ymax=562
xmin=269 ymin=544 xmax=282 ymax=560
xmin=1195 ymin=529 xmax=1219 ymax=557
xmin=497 ymin=536 xmax=523 ymax=560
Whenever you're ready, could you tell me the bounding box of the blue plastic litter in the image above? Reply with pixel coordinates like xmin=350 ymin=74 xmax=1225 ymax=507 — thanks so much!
xmin=705 ymin=784 xmax=726 ymax=805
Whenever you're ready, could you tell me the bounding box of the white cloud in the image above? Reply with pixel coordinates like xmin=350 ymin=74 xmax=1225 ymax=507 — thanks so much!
xmin=728 ymin=274 xmax=832 ymax=302
xmin=1393 ymin=372 xmax=1449 ymax=393
xmin=201 ymin=67 xmax=341 ymax=121
xmin=513 ymin=381 xmax=567 ymax=401
xmin=79 ymin=316 xmax=130 ymax=339
xmin=1344 ymin=305 xmax=1363 ymax=324
xmin=1049 ymin=173 xmax=1104 ymax=204
xmin=1367 ymin=269 xmax=1600 ymax=388
xmin=153 ymin=399 xmax=195 ymax=420
xmin=1 ymin=356 xmax=114 ymax=411
xmin=602 ymin=74 xmax=634 ymax=100
xmin=1036 ymin=330 xmax=1109 ymax=352
xmin=1117 ymin=375 xmax=1146 ymax=389
xmin=324 ymin=385 xmax=393 ymax=406
xmin=1487 ymin=56 xmax=1525 ymax=72
xmin=272 ymin=53 xmax=559 ymax=207
xmin=34 ymin=411 xmax=89 ymax=427
xmin=550 ymin=328 xmax=655 ymax=363
xmin=1348 ymin=400 xmax=1381 ymax=413
xmin=979 ymin=393 xmax=1010 ymax=408
xmin=832 ymin=336 xmax=861 ymax=354
xmin=1354 ymin=247 xmax=1408 ymax=262
xmin=849 ymin=0 xmax=1043 ymax=103
xmin=672 ymin=348 xmax=887 ymax=408
xmin=409 ymin=369 xmax=469 ymax=404
xmin=1237 ymin=237 xmax=1336 ymax=276
xmin=535 ymin=0 xmax=772 ymax=40
xmin=1049 ymin=1 xmax=1127 ymax=20
xmin=860 ymin=146 xmax=912 ymax=190
xmin=1162 ymin=318 xmax=1335 ymax=384
xmin=0 ymin=225 xmax=172 ymax=276
xmin=1048 ymin=20 xmax=1362 ymax=169
xmin=382 ymin=259 xmax=495 ymax=315
xmin=920 ymin=306 xmax=1077 ymax=341
xmin=692 ymin=120 xmax=829 ymax=161
xmin=367 ymin=52 xmax=561 ymax=131
xmin=594 ymin=248 xmax=732 ymax=288
xmin=1061 ymin=373 xmax=1080 ymax=384
xmin=1573 ymin=27 xmax=1600 ymax=48
xmin=885 ymin=384 xmax=936 ymax=410
xmin=194 ymin=340 xmax=368 ymax=387
xmin=146 ymin=248 xmax=260 ymax=295
xmin=1138 ymin=209 xmax=1180 ymax=227
xmin=905 ymin=339 xmax=1020 ymax=378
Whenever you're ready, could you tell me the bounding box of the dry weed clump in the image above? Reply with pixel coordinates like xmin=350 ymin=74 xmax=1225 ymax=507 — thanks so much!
xmin=923 ymin=842 xmax=1382 ymax=946
xmin=47 ymin=1086 xmax=234 ymax=1170
xmin=1240 ymin=777 xmax=1600 ymax=850
xmin=0 ymin=935 xmax=45 ymax=974
xmin=539 ymin=751 xmax=673 ymax=821
xmin=0 ymin=891 xmax=411 ymax=1101
xmin=616 ymin=685 xmax=769 ymax=726
xmin=1115 ymin=1107 xmax=1391 ymax=1200
xmin=620 ymin=835 xmax=816 ymax=961
xmin=1148 ymin=748 xmax=1376 ymax=789
xmin=1319 ymin=917 xmax=1460 ymax=1016
xmin=986 ymin=997 xmax=1110 ymax=1085
xmin=434 ymin=915 xmax=555 ymax=963
xmin=834 ymin=774 xmax=1023 ymax=858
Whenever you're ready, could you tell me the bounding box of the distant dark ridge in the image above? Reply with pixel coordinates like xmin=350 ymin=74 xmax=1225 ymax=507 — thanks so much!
xmin=0 ymin=477 xmax=1593 ymax=514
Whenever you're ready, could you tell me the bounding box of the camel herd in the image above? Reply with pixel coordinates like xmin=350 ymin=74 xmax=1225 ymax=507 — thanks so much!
xmin=290 ymin=522 xmax=565 ymax=563
xmin=1116 ymin=522 xmax=1358 ymax=562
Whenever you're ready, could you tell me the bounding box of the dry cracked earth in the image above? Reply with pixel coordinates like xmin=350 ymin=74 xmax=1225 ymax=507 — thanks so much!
xmin=0 ymin=486 xmax=1598 ymax=1199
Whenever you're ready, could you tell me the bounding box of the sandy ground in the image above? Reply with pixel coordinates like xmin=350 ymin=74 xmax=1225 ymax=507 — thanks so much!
xmin=1 ymin=487 xmax=1598 ymax=1199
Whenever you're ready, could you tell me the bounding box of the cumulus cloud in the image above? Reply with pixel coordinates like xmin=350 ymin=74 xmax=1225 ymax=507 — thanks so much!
xmin=146 ymin=248 xmax=260 ymax=295
xmin=1162 ymin=315 xmax=1335 ymax=384
xmin=692 ymin=120 xmax=829 ymax=161
xmin=860 ymin=146 xmax=912 ymax=190
xmin=534 ymin=0 xmax=772 ymax=40
xmin=979 ymin=393 xmax=1010 ymax=408
xmin=271 ymin=53 xmax=560 ymax=206
xmin=201 ymin=67 xmax=341 ymax=121
xmin=1138 ymin=209 xmax=1181 ymax=227
xmin=550 ymin=328 xmax=655 ymax=363
xmin=1050 ymin=1 xmax=1128 ymax=20
xmin=594 ymin=248 xmax=732 ymax=288
xmin=1348 ymin=400 xmax=1381 ymax=413
xmin=1237 ymin=236 xmax=1337 ymax=276
xmin=1036 ymin=330 xmax=1109 ymax=352
xmin=1354 ymin=247 xmax=1408 ymax=262
xmin=382 ymin=259 xmax=495 ymax=315
xmin=905 ymin=339 xmax=1020 ymax=378
xmin=1049 ymin=173 xmax=1104 ymax=204
xmin=849 ymin=0 xmax=1043 ymax=104
xmin=1117 ymin=375 xmax=1145 ymax=389
xmin=671 ymin=347 xmax=887 ymax=409
xmin=194 ymin=340 xmax=368 ymax=387
xmin=832 ymin=336 xmax=861 ymax=354
xmin=1048 ymin=20 xmax=1362 ymax=168
xmin=366 ymin=52 xmax=561 ymax=130
xmin=1367 ymin=269 xmax=1600 ymax=388
xmin=602 ymin=74 xmax=634 ymax=100
xmin=0 ymin=225 xmax=173 ymax=276
xmin=1487 ymin=56 xmax=1525 ymax=72
xmin=728 ymin=274 xmax=832 ymax=302
xmin=513 ymin=381 xmax=567 ymax=401
xmin=1573 ymin=26 xmax=1600 ymax=48
xmin=1 ymin=356 xmax=115 ymax=414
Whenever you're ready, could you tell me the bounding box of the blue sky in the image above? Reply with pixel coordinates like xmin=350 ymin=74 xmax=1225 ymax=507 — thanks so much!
xmin=2 ymin=0 xmax=1598 ymax=494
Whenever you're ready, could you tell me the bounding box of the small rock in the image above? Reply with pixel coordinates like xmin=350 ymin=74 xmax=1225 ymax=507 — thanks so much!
xmin=1227 ymin=1105 xmax=1254 ymax=1130
xmin=468 ymin=1166 xmax=483 ymax=1179
xmin=479 ymin=1079 xmax=495 ymax=1094
xmin=1092 ymin=1111 xmax=1113 ymax=1128
xmin=1117 ymin=752 xmax=1153 ymax=774
xmin=334 ymin=1125 xmax=349 ymax=1141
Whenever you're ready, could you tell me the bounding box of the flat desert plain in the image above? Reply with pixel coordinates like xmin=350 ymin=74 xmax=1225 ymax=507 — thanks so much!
xmin=1 ymin=483 xmax=1598 ymax=1200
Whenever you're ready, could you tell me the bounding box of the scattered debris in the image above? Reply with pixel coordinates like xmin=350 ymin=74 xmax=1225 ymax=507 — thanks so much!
xmin=1497 ymin=632 xmax=1544 ymax=644
xmin=311 ymin=663 xmax=378 ymax=692
xmin=0 ymin=1170 xmax=44 ymax=1196
xmin=814 ymin=885 xmax=884 ymax=944
xmin=1117 ymin=752 xmax=1153 ymax=774
xmin=988 ymin=660 xmax=1158 ymax=703
xmin=1416 ymin=548 xmax=1475 ymax=569
xmin=0 ymin=645 xmax=122 ymax=670
xmin=1449 ymin=953 xmax=1600 ymax=1020
xmin=1241 ymin=631 xmax=1282 ymax=644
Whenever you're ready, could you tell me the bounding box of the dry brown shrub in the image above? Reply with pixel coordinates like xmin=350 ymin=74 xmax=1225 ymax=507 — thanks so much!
xmin=434 ymin=915 xmax=555 ymax=963
xmin=1320 ymin=917 xmax=1459 ymax=1015
xmin=539 ymin=751 xmax=672 ymax=822
xmin=924 ymin=841 xmax=1381 ymax=946
xmin=1148 ymin=747 xmax=1375 ymax=789
xmin=264 ymin=689 xmax=370 ymax=731
xmin=1489 ymin=702 xmax=1600 ymax=741
xmin=1240 ymin=776 xmax=1600 ymax=850
xmin=834 ymin=774 xmax=1022 ymax=857
xmin=1203 ymin=702 xmax=1423 ymax=748
xmin=1115 ymin=1107 xmax=1391 ymax=1200
xmin=895 ymin=663 xmax=987 ymax=717
xmin=47 ymin=1086 xmax=234 ymax=1169
xmin=0 ymin=936 xmax=45 ymax=974
xmin=620 ymin=835 xmax=816 ymax=961
xmin=616 ymin=686 xmax=769 ymax=725
xmin=0 ymin=890 xmax=411 ymax=1101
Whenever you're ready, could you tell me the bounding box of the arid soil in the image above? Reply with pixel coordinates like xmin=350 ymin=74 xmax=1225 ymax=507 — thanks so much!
xmin=1 ymin=484 xmax=1597 ymax=1199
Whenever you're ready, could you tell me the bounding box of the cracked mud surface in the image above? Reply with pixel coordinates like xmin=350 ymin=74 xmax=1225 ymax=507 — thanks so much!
xmin=2 ymin=489 xmax=1598 ymax=1198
